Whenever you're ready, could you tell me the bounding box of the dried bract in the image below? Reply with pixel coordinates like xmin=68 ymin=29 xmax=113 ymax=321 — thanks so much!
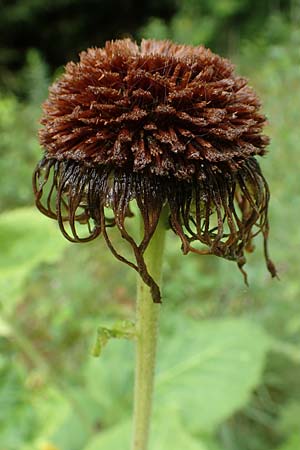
xmin=33 ymin=39 xmax=276 ymax=302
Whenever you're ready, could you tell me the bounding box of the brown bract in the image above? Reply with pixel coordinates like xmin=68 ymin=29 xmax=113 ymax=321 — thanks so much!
xmin=33 ymin=38 xmax=276 ymax=302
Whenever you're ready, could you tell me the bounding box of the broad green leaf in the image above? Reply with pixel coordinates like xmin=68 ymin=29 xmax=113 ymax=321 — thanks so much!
xmin=84 ymin=340 xmax=134 ymax=427
xmin=49 ymin=388 xmax=101 ymax=450
xmin=0 ymin=207 xmax=68 ymax=309
xmin=276 ymin=434 xmax=300 ymax=450
xmin=83 ymin=410 xmax=215 ymax=450
xmin=0 ymin=316 xmax=11 ymax=336
xmin=271 ymin=339 xmax=300 ymax=363
xmin=150 ymin=411 xmax=212 ymax=450
xmin=50 ymin=411 xmax=92 ymax=450
xmin=278 ymin=401 xmax=300 ymax=435
xmin=84 ymin=317 xmax=271 ymax=436
xmin=0 ymin=357 xmax=38 ymax=448
xmin=83 ymin=421 xmax=130 ymax=450
xmin=155 ymin=318 xmax=271 ymax=433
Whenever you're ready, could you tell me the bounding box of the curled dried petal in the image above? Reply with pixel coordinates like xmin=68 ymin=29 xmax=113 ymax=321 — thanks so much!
xmin=33 ymin=156 xmax=276 ymax=302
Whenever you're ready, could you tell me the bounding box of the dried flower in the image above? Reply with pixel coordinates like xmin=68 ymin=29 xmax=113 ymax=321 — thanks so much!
xmin=33 ymin=38 xmax=276 ymax=302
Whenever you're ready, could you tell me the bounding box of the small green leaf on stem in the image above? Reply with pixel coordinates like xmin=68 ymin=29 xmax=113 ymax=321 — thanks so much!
xmin=92 ymin=321 xmax=136 ymax=357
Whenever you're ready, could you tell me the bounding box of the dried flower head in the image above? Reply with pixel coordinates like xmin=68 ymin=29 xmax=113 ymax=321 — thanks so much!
xmin=33 ymin=38 xmax=276 ymax=302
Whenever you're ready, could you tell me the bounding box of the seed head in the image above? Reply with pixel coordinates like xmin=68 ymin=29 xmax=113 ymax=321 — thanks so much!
xmin=33 ymin=38 xmax=276 ymax=302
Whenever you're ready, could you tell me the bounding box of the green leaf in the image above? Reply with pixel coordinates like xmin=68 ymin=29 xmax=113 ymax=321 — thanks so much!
xmin=0 ymin=207 xmax=68 ymax=309
xmin=155 ymin=317 xmax=272 ymax=433
xmin=49 ymin=388 xmax=101 ymax=450
xmin=84 ymin=317 xmax=271 ymax=438
xmin=91 ymin=321 xmax=135 ymax=357
xmin=83 ymin=421 xmax=130 ymax=450
xmin=271 ymin=339 xmax=300 ymax=363
xmin=278 ymin=401 xmax=300 ymax=435
xmin=276 ymin=433 xmax=300 ymax=450
xmin=0 ymin=357 xmax=38 ymax=448
xmin=83 ymin=410 xmax=216 ymax=450
xmin=84 ymin=340 xmax=134 ymax=427
xmin=0 ymin=316 xmax=11 ymax=336
xmin=150 ymin=411 xmax=212 ymax=450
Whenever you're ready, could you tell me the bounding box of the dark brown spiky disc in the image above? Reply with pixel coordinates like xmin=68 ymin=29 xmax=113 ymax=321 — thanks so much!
xmin=33 ymin=38 xmax=276 ymax=302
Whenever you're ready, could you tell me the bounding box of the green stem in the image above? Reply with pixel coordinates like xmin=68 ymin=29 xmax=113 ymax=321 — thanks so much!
xmin=131 ymin=210 xmax=167 ymax=450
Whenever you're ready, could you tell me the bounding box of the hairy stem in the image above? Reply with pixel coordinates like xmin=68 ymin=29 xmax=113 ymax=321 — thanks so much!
xmin=131 ymin=210 xmax=167 ymax=450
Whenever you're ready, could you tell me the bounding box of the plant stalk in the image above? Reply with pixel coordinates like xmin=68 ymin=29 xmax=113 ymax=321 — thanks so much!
xmin=131 ymin=211 xmax=167 ymax=450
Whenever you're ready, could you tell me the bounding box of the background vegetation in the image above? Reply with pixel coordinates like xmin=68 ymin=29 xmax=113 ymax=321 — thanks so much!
xmin=1 ymin=1 xmax=300 ymax=449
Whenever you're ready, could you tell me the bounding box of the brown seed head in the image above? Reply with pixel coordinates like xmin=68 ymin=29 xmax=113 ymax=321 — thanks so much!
xmin=39 ymin=38 xmax=269 ymax=178
xmin=33 ymin=39 xmax=276 ymax=302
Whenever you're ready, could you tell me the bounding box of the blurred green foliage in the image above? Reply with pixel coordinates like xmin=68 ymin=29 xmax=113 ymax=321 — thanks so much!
xmin=140 ymin=0 xmax=295 ymax=53
xmin=1 ymin=2 xmax=300 ymax=450
xmin=0 ymin=0 xmax=175 ymax=92
xmin=0 ymin=50 xmax=48 ymax=211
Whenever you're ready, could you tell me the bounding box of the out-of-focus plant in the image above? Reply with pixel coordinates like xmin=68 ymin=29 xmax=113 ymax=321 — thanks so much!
xmin=0 ymin=50 xmax=48 ymax=212
xmin=1 ymin=5 xmax=300 ymax=450
xmin=30 ymin=33 xmax=279 ymax=450
xmin=139 ymin=0 xmax=295 ymax=53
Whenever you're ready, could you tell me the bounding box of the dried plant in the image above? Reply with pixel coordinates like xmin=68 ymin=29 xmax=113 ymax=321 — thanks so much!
xmin=33 ymin=39 xmax=276 ymax=303
xmin=33 ymin=38 xmax=277 ymax=450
